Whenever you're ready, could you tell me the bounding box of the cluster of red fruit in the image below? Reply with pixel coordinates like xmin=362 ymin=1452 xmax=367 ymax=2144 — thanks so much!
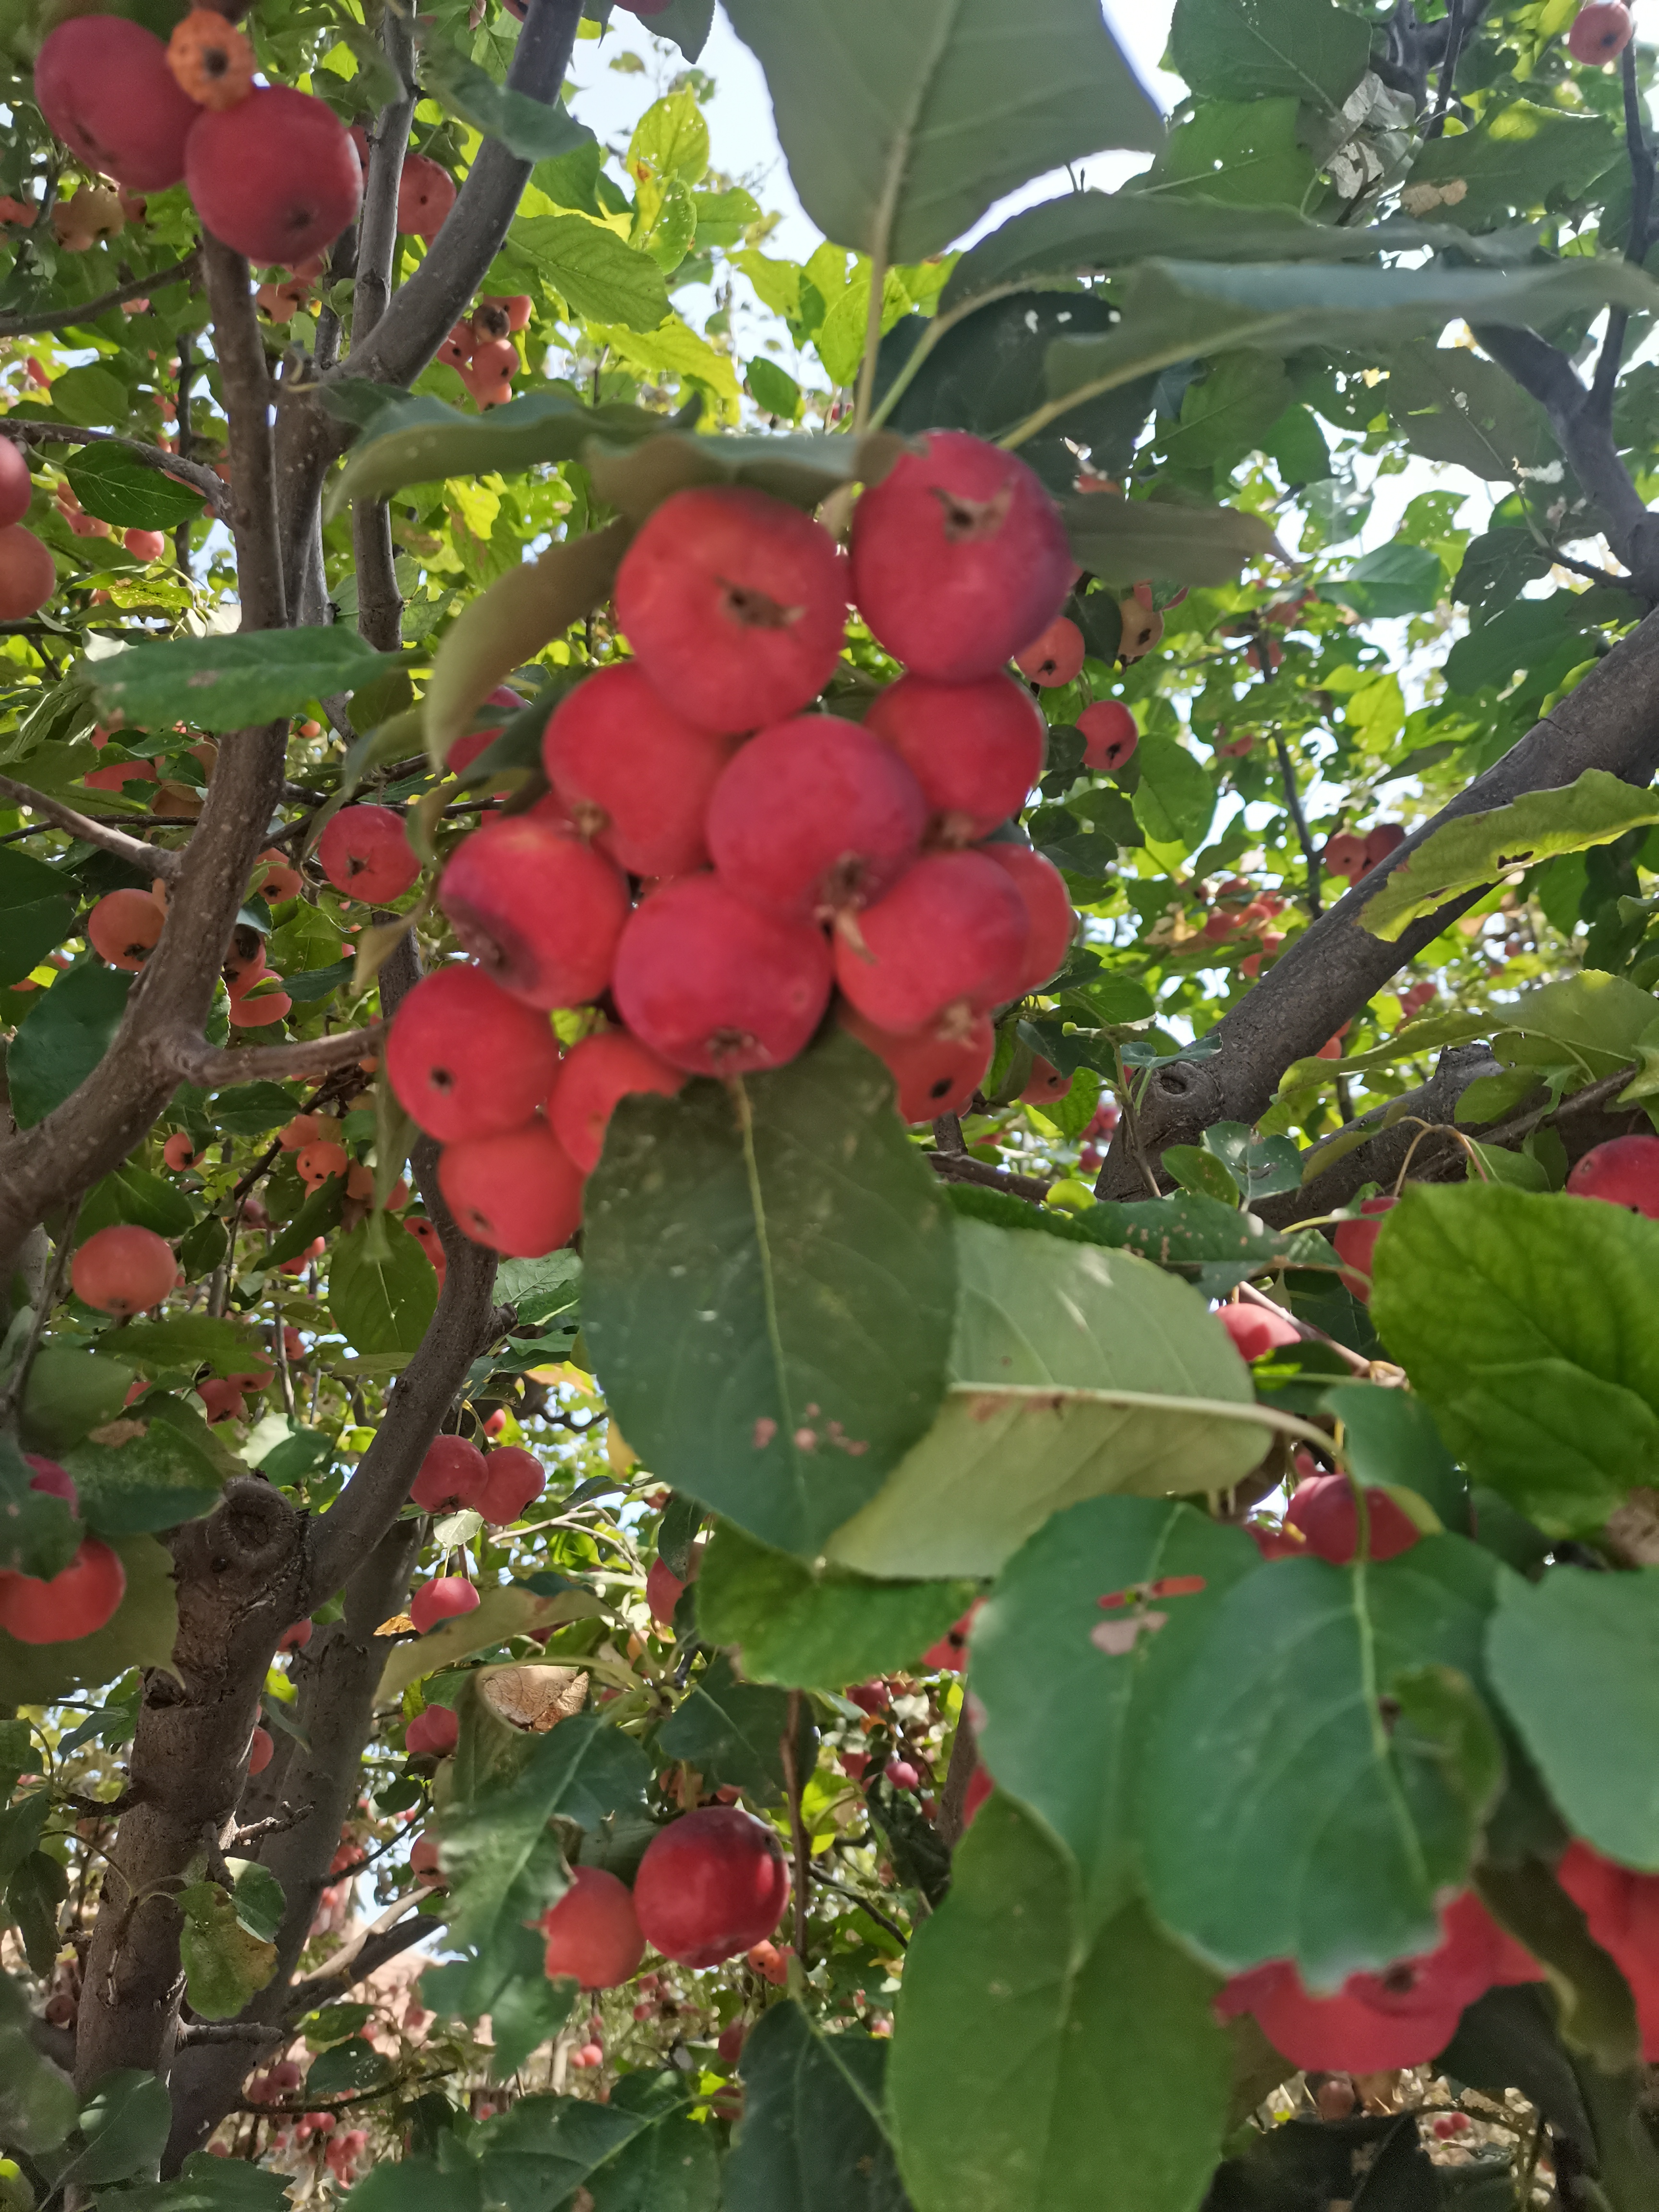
xmin=438 ymin=296 xmax=533 ymax=410
xmin=1323 ymin=821 xmax=1405 ymax=884
xmin=0 ymin=434 xmax=53 ymax=624
xmin=0 ymin=1455 xmax=125 ymax=1646
xmin=385 ymin=432 xmax=1080 ymax=1258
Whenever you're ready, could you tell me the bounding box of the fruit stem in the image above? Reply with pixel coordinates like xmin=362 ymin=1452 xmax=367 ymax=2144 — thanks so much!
xmin=853 ymin=245 xmax=889 ymax=439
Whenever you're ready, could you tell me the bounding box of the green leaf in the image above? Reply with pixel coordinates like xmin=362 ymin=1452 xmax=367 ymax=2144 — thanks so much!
xmin=64 ymin=446 xmax=203 ymax=530
xmin=61 ymin=1410 xmax=227 ymax=1534
xmin=0 ymin=847 xmax=75 ymax=989
xmin=90 ymin=630 xmax=401 ymax=735
xmin=726 ymin=2000 xmax=904 ymax=2212
xmin=584 ymin=426 xmax=896 ymax=524
xmin=376 ymin=1578 xmax=603 ymax=1703
xmin=7 ymin=962 xmax=131 ymax=1128
xmin=1170 ymin=0 xmax=1370 ymax=111
xmin=586 ymin=2102 xmax=720 ymax=2212
xmin=629 ymin=87 xmax=709 ymax=184
xmin=60 ymin=2070 xmax=172 ymax=2187
xmin=657 ymin=1651 xmax=795 ymax=1799
xmin=1200 ymin=1121 xmax=1304 ymax=1204
xmin=973 ymin=1497 xmax=1263 ymax=1930
xmin=46 ymin=364 xmax=131 ymax=427
xmin=77 ymin=1163 xmax=196 ymax=1242
xmin=18 ymin=1346 xmax=135 ymax=1457
xmin=1058 ymin=490 xmax=1285 ymax=589
xmin=420 ymin=33 xmax=599 ymax=162
xmin=325 ymin=389 xmax=656 ymax=512
xmin=1402 ymin=101 xmax=1619 ymax=231
xmin=1086 ymin=1189 xmax=1336 ymax=1298
xmin=1164 ymin=349 xmax=1291 ymax=472
xmin=496 ymin=1250 xmax=582 ymax=1328
xmin=511 ymin=214 xmax=673 ymax=330
xmin=1322 ymin=541 xmax=1444 ymax=622
xmin=207 ymin=1081 xmax=302 ymax=1138
xmin=1360 ymin=771 xmax=1659 ymax=942
xmin=327 ymin=1218 xmax=438 ymax=1358
xmin=1489 ymin=1567 xmax=1659 ymax=1871
xmin=721 ymin=0 xmax=1160 ymax=264
xmin=229 ymin=1860 xmax=285 ymax=1944
xmin=889 ymin=1798 xmax=1229 ymax=2212
xmin=262 ymin=1172 xmax=346 ymax=1266
xmin=1149 ymin=98 xmax=1315 ymax=212
xmin=1162 ymin=1143 xmax=1241 ymax=1208
xmin=0 ymin=1792 xmax=50 ymax=1886
xmin=583 ymin=1028 xmax=957 ymax=1560
xmin=746 ymin=356 xmax=803 ymax=420
xmin=825 ymin=1217 xmax=1271 ymax=1580
xmin=1138 ymin=1539 xmax=1504 ymax=1982
xmin=114 ymin=2150 xmax=297 ymax=2212
xmin=177 ymin=1880 xmax=277 ymax=2020
xmin=457 ymin=2077 xmax=702 ymax=2206
xmin=109 ymin=1316 xmax=264 ymax=1381
xmin=0 ymin=1967 xmax=78 ymax=2153
xmin=1371 ymin=1183 xmax=1659 ymax=1536
xmin=0 ymin=1534 xmax=178 ymax=1704
xmin=305 ymin=2039 xmax=395 ymax=2098
xmin=696 ymin=1524 xmax=974 ymax=1688
xmin=1130 ymin=731 xmax=1216 ymax=852
xmin=9 ymin=1849 xmax=70 ymax=1973
xmin=1326 ymin=1380 xmax=1468 ymax=1534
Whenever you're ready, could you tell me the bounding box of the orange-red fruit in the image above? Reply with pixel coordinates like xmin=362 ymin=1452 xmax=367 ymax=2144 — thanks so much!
xmin=1558 ymin=1841 xmax=1659 ymax=2058
xmin=397 ymin=153 xmax=455 ymax=239
xmin=228 ymin=979 xmax=290 ymax=1028
xmin=706 ymin=714 xmax=926 ymax=920
xmin=849 ymin=431 xmax=1072 ymax=682
xmin=387 ymin=966 xmax=562 ymax=1142
xmin=1020 ymin=1055 xmax=1071 ymax=1106
xmin=1322 ymin=830 xmax=1369 ymax=881
xmin=1333 ymin=1193 xmax=1397 ymax=1302
xmin=412 ymin=1434 xmax=489 ymax=1513
xmin=981 ymin=843 xmax=1076 ymax=995
xmin=88 ymin=888 xmax=165 ymax=970
xmin=1566 ymin=1133 xmax=1659 ymax=1218
xmin=541 ymin=1866 xmax=647 ymax=1989
xmin=406 ymin=1704 xmax=459 ymax=1757
xmin=123 ymin=529 xmax=167 ymax=561
xmin=167 ymin=10 xmax=255 ymax=110
xmin=550 ymin=1029 xmax=686 ymax=1174
xmin=439 ymin=1121 xmax=585 ymax=1258
xmin=277 ymin=1616 xmax=312 ymax=1653
xmin=162 ymin=1131 xmax=200 ymax=1172
xmin=864 ymin=673 xmax=1045 ymax=844
xmin=198 ymin=1378 xmax=246 ymax=1423
xmin=297 ymin=1141 xmax=349 ymax=1189
xmin=1363 ymin=823 xmax=1406 ymax=873
xmin=1569 ymin=1 xmax=1634 ymax=63
xmin=839 ymin=1003 xmax=993 ymax=1123
xmin=318 ymin=805 xmax=420 ymax=904
xmin=632 ymin=1805 xmax=791 ymax=1969
xmin=0 ymin=526 xmax=56 ymax=620
xmin=613 ymin=486 xmax=847 ymax=733
xmin=542 ymin=662 xmax=733 ymax=878
xmin=34 ymin=16 xmax=199 ymax=189
xmin=439 ymin=817 xmax=629 ymax=1011
xmin=1013 ymin=615 xmax=1085 ymax=689
xmin=613 ymin=874 xmax=834 ymax=1076
xmin=1286 ymin=1473 xmax=1420 ymax=1564
xmin=478 ymin=1446 xmax=544 ymax=1524
xmin=0 ymin=440 xmax=33 ymax=529
xmin=247 ymin=1724 xmax=274 ymax=1775
xmin=1216 ymin=1304 xmax=1301 ymax=1362
xmin=834 ymin=851 xmax=1026 ymax=1034
xmin=0 ymin=1536 xmax=126 ymax=1644
xmin=646 ymin=1555 xmax=687 ymax=1626
xmin=185 ymin=85 xmax=362 ymax=267
xmin=72 ymin=1224 xmax=175 ymax=1316
xmin=1078 ymin=699 xmax=1138 ymax=773
xmin=410 ymin=1577 xmax=480 ymax=1635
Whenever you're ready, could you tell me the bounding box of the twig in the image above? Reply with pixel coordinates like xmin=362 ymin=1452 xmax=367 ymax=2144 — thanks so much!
xmin=781 ymin=1690 xmax=812 ymax=1968
xmin=807 ymin=1862 xmax=908 ymax=1949
xmin=934 ymin=1702 xmax=980 ymax=1855
xmin=159 ymin=1022 xmax=386 ymax=1090
xmin=201 ymin=234 xmax=288 ymax=627
xmin=0 ymin=1196 xmax=81 ymax=1426
xmin=1235 ymin=1280 xmax=1371 ymax=1376
xmin=177 ymin=2021 xmax=286 ymax=2046
xmin=0 ymin=249 xmax=200 ymax=337
xmin=1591 ymin=37 xmax=1657 ymax=419
xmin=282 ymin=1899 xmax=441 ymax=2015
xmin=0 ymin=417 xmax=228 ymax=515
xmin=926 ymin=1151 xmax=1052 ymax=1205
xmin=1423 ymin=0 xmax=1464 ymax=138
xmin=1271 ymin=726 xmax=1322 ymax=919
xmin=0 ymin=773 xmax=182 ymax=881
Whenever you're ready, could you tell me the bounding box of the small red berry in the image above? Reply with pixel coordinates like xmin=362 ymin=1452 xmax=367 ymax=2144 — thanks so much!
xmin=632 ymin=1805 xmax=791 ymax=1969
xmin=72 ymin=1224 xmax=176 ymax=1316
xmin=410 ymin=1578 xmax=480 ymax=1635
xmin=438 ymin=1121 xmax=585 ymax=1258
xmin=837 ymin=1002 xmax=994 ymax=1124
xmin=1013 ymin=615 xmax=1085 ymax=688
xmin=438 ymin=816 xmax=628 ymax=1011
xmin=542 ymin=661 xmax=734 ymax=878
xmin=613 ymin=875 xmax=833 ymax=1076
xmin=411 ymin=1434 xmax=489 ymax=1513
xmin=1077 ymin=699 xmax=1138 ymax=773
xmin=1215 ymin=1305 xmax=1302 ymax=1362
xmin=1285 ymin=1473 xmax=1420 ymax=1564
xmin=386 ymin=966 xmax=561 ymax=1142
xmin=1333 ymin=1193 xmax=1397 ymax=1302
xmin=865 ymin=672 xmax=1045 ymax=843
xmin=833 ymin=851 xmax=1026 ymax=1034
xmin=317 ymin=805 xmax=420 ymax=904
xmin=477 ymin=1446 xmax=544 ymax=1525
xmin=549 ymin=1029 xmax=685 ymax=1174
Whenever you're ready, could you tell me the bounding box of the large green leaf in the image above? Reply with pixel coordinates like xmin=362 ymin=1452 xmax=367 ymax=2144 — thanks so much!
xmin=7 ymin=962 xmax=131 ymax=1128
xmin=18 ymin=1345 xmax=135 ymax=1456
xmin=327 ymin=1219 xmax=439 ymax=1358
xmin=583 ymin=426 xmax=901 ymax=522
xmin=325 ymin=390 xmax=657 ymax=512
xmin=0 ymin=1534 xmax=178 ymax=1704
xmin=115 ymin=2152 xmax=296 ymax=2211
xmin=77 ymin=1163 xmax=196 ymax=1243
xmin=824 ymin=1218 xmax=1269 ymax=1581
xmin=656 ymin=1650 xmax=794 ymax=1799
xmin=1058 ymin=489 xmax=1284 ymax=589
xmin=505 ymin=213 xmax=673 ymax=330
xmin=61 ymin=1408 xmax=227 ymax=1534
xmin=696 ymin=1522 xmax=974 ymax=1689
xmin=726 ymin=2000 xmax=905 ymax=2212
xmin=0 ymin=846 xmax=75 ymax=989
xmin=64 ymin=445 xmax=204 ymax=529
xmin=1371 ymin=1184 xmax=1659 ymax=1536
xmin=420 ymin=32 xmax=598 ymax=162
xmin=90 ymin=630 xmax=400 ymax=734
xmin=1147 ymin=99 xmax=1314 ymax=212
xmin=1137 ymin=1539 xmax=1504 ymax=1983
xmin=889 ymin=1797 xmax=1229 ymax=2212
xmin=1360 ymin=771 xmax=1659 ymax=941
xmin=972 ymin=1497 xmax=1262 ymax=1931
xmin=0 ymin=1967 xmax=78 ymax=2153
xmin=1169 ymin=0 xmax=1371 ymax=115
xmin=177 ymin=1880 xmax=277 ymax=2020
xmin=377 ymin=1578 xmax=604 ymax=1702
xmin=57 ymin=2071 xmax=172 ymax=2189
xmin=1488 ymin=1567 xmax=1659 ymax=1872
xmin=1366 ymin=339 xmax=1558 ymax=481
xmin=583 ymin=1029 xmax=957 ymax=1560
xmin=720 ymin=0 xmax=1160 ymax=265
xmin=449 ymin=2076 xmax=708 ymax=2209
xmin=1131 ymin=730 xmax=1217 ymax=850
xmin=108 ymin=1315 xmax=264 ymax=1381
xmin=1402 ymin=100 xmax=1619 ymax=230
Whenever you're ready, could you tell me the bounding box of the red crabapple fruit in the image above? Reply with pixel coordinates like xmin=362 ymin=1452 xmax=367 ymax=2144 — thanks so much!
xmin=277 ymin=1617 xmax=313 ymax=1653
xmin=411 ymin=1435 xmax=489 ymax=1513
xmin=613 ymin=486 xmax=847 ymax=733
xmin=0 ymin=1536 xmax=126 ymax=1644
xmin=980 ymin=843 xmax=1076 ymax=994
xmin=1286 ymin=1473 xmax=1420 ymax=1564
xmin=24 ymin=1457 xmax=77 ymax=1510
xmin=0 ymin=439 xmax=32 ymax=529
xmin=1333 ymin=1193 xmax=1397 ymax=1302
xmin=1363 ymin=823 xmax=1406 ymax=873
xmin=185 ymin=86 xmax=362 ymax=266
xmin=838 ymin=1003 xmax=994 ymax=1123
xmin=34 ymin=16 xmax=200 ymax=189
xmin=1078 ymin=699 xmax=1138 ymax=773
xmin=438 ymin=817 xmax=628 ymax=1010
xmin=88 ymin=888 xmax=165 ymax=970
xmin=397 ymin=153 xmax=455 ymax=239
xmin=124 ymin=529 xmax=166 ymax=561
xmin=542 ymin=662 xmax=734 ymax=878
xmin=297 ymin=1141 xmax=349 ymax=1190
xmin=1021 ymin=1055 xmax=1071 ymax=1105
xmin=1013 ymin=615 xmax=1085 ymax=689
xmin=317 ymin=805 xmax=420 ymax=904
xmin=1215 ymin=1304 xmax=1301 ymax=1362
xmin=477 ymin=1446 xmax=545 ymax=1525
xmin=1569 ymin=2 xmax=1634 ymax=63
xmin=448 ymin=685 xmax=525 ymax=777
xmin=0 ymin=526 xmax=57 ymax=621
xmin=1566 ymin=1134 xmax=1659 ymax=1218
xmin=613 ymin=875 xmax=833 ymax=1076
xmin=632 ymin=1805 xmax=791 ymax=1968
xmin=849 ymin=431 xmax=1072 ymax=681
xmin=834 ymin=851 xmax=1026 ymax=1034
xmin=706 ymin=714 xmax=926 ymax=920
xmin=540 ymin=1867 xmax=647 ymax=1989
xmin=410 ymin=1578 xmax=480 ymax=1635
xmin=165 ymin=1132 xmax=199 ymax=1177
xmin=1322 ymin=830 xmax=1370 ymax=881
xmin=406 ymin=1706 xmax=459 ymax=1757
xmin=550 ymin=1030 xmax=685 ymax=1174
xmin=864 ymin=673 xmax=1045 ymax=843
xmin=247 ymin=1726 xmax=274 ymax=1775
xmin=228 ymin=978 xmax=291 ymax=1028
xmin=386 ymin=966 xmax=561 ymax=1142
xmin=438 ymin=1121 xmax=585 ymax=1257
xmin=72 ymin=1225 xmax=176 ymax=1316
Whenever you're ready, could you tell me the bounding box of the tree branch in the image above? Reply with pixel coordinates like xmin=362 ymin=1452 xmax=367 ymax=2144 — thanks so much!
xmin=159 ymin=1023 xmax=386 ymax=1090
xmin=201 ymin=235 xmax=288 ymax=626
xmin=0 ymin=774 xmax=181 ymax=881
xmin=350 ymin=3 xmax=418 ymax=652
xmin=1097 ymin=605 xmax=1659 ymax=1196
xmin=1590 ymin=37 xmax=1657 ymax=421
xmin=927 ymin=1150 xmax=1053 ymax=1206
xmin=0 ymin=251 xmax=200 ymax=338
xmin=283 ymin=1908 xmax=444 ymax=2018
xmin=0 ymin=420 xmax=229 ymax=516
